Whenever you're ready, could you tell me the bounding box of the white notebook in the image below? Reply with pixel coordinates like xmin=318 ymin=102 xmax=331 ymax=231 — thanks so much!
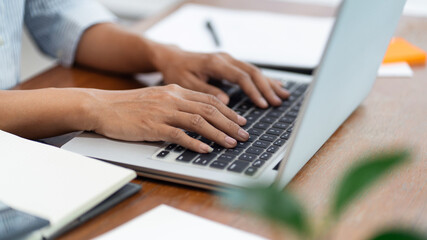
xmin=94 ymin=205 xmax=266 ymax=240
xmin=0 ymin=130 xmax=136 ymax=239
xmin=145 ymin=4 xmax=334 ymax=69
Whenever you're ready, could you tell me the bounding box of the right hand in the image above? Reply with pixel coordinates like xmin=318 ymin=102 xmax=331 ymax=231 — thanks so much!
xmin=88 ymin=84 xmax=249 ymax=153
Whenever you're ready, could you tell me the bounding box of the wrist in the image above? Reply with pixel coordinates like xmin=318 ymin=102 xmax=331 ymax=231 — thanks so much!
xmin=68 ymin=88 xmax=102 ymax=132
xmin=143 ymin=39 xmax=180 ymax=72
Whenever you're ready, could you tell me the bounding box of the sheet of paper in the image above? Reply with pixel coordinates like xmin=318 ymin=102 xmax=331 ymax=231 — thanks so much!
xmin=145 ymin=4 xmax=334 ymax=69
xmin=94 ymin=205 xmax=266 ymax=240
xmin=275 ymin=0 xmax=427 ymax=18
xmin=377 ymin=62 xmax=413 ymax=78
xmin=0 ymin=130 xmax=136 ymax=238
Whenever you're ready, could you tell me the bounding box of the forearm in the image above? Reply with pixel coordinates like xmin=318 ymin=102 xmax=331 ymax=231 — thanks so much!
xmin=75 ymin=23 xmax=169 ymax=73
xmin=0 ymin=88 xmax=97 ymax=139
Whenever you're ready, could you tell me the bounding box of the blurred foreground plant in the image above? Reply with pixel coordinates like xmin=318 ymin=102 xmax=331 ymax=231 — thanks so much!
xmin=223 ymin=149 xmax=426 ymax=240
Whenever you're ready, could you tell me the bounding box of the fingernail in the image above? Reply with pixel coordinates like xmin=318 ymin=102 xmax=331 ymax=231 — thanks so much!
xmin=238 ymin=128 xmax=249 ymax=140
xmin=260 ymin=98 xmax=268 ymax=108
xmin=225 ymin=136 xmax=237 ymax=146
xmin=200 ymin=143 xmax=213 ymax=153
xmin=274 ymin=95 xmax=282 ymax=103
xmin=237 ymin=115 xmax=247 ymax=125
xmin=281 ymin=89 xmax=290 ymax=97
xmin=217 ymin=94 xmax=229 ymax=104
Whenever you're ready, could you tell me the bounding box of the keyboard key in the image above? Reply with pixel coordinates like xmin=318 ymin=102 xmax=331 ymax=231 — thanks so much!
xmin=212 ymin=144 xmax=225 ymax=153
xmin=274 ymin=123 xmax=290 ymax=129
xmin=246 ymin=114 xmax=261 ymax=123
xmin=193 ymin=156 xmax=214 ymax=166
xmin=267 ymin=128 xmax=284 ymax=136
xmin=291 ymin=105 xmax=301 ymax=112
xmin=187 ymin=132 xmax=199 ymax=138
xmin=276 ymin=104 xmax=290 ymax=111
xmin=176 ymin=150 xmax=198 ymax=162
xmin=239 ymin=153 xmax=257 ymax=162
xmin=228 ymin=91 xmax=243 ymax=108
xmin=260 ymin=117 xmax=275 ymax=124
xmin=236 ymin=141 xmax=250 ymax=148
xmin=286 ymin=111 xmax=299 ymax=118
xmin=281 ymin=100 xmax=292 ymax=107
xmin=198 ymin=153 xmax=217 ymax=161
xmin=247 ymin=134 xmax=258 ymax=142
xmin=253 ymin=140 xmax=270 ymax=149
xmin=283 ymin=81 xmax=295 ymax=90
xmin=210 ymin=161 xmax=229 ymax=169
xmin=246 ymin=147 xmax=263 ymax=155
xmin=281 ymin=132 xmax=291 ymax=140
xmin=287 ymin=126 xmax=294 ymax=132
xmin=165 ymin=144 xmax=177 ymax=151
xmin=249 ymin=129 xmax=263 ymax=136
xmin=252 ymin=159 xmax=266 ymax=168
xmin=199 ymin=137 xmax=212 ymax=145
xmin=174 ymin=146 xmax=185 ymax=153
xmin=244 ymin=167 xmax=258 ymax=176
xmin=274 ymin=139 xmax=286 ymax=146
xmin=267 ymin=145 xmax=279 ymax=153
xmin=260 ymin=134 xmax=277 ymax=142
xmin=217 ymin=154 xmax=236 ymax=162
xmin=267 ymin=111 xmax=282 ymax=118
xmin=253 ymin=122 xmax=269 ymax=130
xmin=249 ymin=108 xmax=267 ymax=116
xmin=280 ymin=117 xmax=294 ymax=124
xmin=237 ymin=101 xmax=252 ymax=112
xmin=235 ymin=109 xmax=245 ymax=115
xmin=225 ymin=148 xmax=243 ymax=155
xmin=260 ymin=152 xmax=273 ymax=160
xmin=227 ymin=160 xmax=250 ymax=173
xmin=156 ymin=151 xmax=170 ymax=158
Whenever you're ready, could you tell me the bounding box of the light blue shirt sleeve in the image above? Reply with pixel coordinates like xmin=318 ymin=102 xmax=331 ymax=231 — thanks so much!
xmin=24 ymin=0 xmax=117 ymax=67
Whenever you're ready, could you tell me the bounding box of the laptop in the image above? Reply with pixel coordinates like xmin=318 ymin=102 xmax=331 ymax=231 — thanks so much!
xmin=62 ymin=0 xmax=406 ymax=190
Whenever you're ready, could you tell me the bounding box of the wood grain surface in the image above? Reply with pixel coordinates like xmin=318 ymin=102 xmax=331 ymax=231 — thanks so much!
xmin=14 ymin=0 xmax=426 ymax=239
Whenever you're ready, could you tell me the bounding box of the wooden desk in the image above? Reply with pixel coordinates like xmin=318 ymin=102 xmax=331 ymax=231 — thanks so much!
xmin=15 ymin=1 xmax=427 ymax=239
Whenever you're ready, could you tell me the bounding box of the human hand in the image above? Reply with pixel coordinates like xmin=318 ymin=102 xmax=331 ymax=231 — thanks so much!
xmin=151 ymin=45 xmax=290 ymax=108
xmin=88 ymin=84 xmax=249 ymax=153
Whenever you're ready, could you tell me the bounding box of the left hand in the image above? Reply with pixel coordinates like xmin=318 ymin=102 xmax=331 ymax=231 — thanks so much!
xmin=151 ymin=45 xmax=290 ymax=108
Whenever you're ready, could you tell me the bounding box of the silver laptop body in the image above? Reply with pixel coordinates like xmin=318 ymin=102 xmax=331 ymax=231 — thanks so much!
xmin=62 ymin=0 xmax=406 ymax=190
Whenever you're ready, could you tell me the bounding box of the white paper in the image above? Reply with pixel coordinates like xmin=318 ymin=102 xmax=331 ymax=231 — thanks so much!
xmin=275 ymin=0 xmax=427 ymax=18
xmin=377 ymin=62 xmax=413 ymax=77
xmin=0 ymin=130 xmax=136 ymax=238
xmin=145 ymin=4 xmax=334 ymax=69
xmin=94 ymin=205 xmax=266 ymax=240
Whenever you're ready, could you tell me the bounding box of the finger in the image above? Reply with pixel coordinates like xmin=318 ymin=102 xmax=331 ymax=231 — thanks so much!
xmin=181 ymin=89 xmax=247 ymax=126
xmin=270 ymin=78 xmax=290 ymax=99
xmin=204 ymin=54 xmax=268 ymax=108
xmin=171 ymin=112 xmax=239 ymax=148
xmin=185 ymin=73 xmax=230 ymax=105
xmin=178 ymin=100 xmax=249 ymax=142
xmin=161 ymin=125 xmax=213 ymax=153
xmin=229 ymin=58 xmax=283 ymax=106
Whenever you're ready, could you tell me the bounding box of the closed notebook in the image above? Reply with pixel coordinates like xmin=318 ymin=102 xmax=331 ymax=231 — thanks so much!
xmin=0 ymin=130 xmax=136 ymax=239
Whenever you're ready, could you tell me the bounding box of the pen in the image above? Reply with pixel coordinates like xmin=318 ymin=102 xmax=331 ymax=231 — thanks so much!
xmin=205 ymin=20 xmax=221 ymax=47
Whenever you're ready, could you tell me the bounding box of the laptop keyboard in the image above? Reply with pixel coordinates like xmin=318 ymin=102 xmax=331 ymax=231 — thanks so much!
xmin=153 ymin=80 xmax=309 ymax=177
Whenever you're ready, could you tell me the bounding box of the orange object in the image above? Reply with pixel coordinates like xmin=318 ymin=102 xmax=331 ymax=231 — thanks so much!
xmin=383 ymin=37 xmax=426 ymax=65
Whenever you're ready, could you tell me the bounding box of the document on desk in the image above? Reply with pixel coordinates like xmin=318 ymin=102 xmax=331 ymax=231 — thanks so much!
xmin=0 ymin=130 xmax=136 ymax=239
xmin=145 ymin=4 xmax=334 ymax=69
xmin=94 ymin=204 xmax=266 ymax=240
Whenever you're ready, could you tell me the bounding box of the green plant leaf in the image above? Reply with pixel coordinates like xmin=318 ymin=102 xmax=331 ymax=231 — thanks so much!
xmin=369 ymin=229 xmax=426 ymax=240
xmin=222 ymin=185 xmax=310 ymax=237
xmin=332 ymin=150 xmax=410 ymax=218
